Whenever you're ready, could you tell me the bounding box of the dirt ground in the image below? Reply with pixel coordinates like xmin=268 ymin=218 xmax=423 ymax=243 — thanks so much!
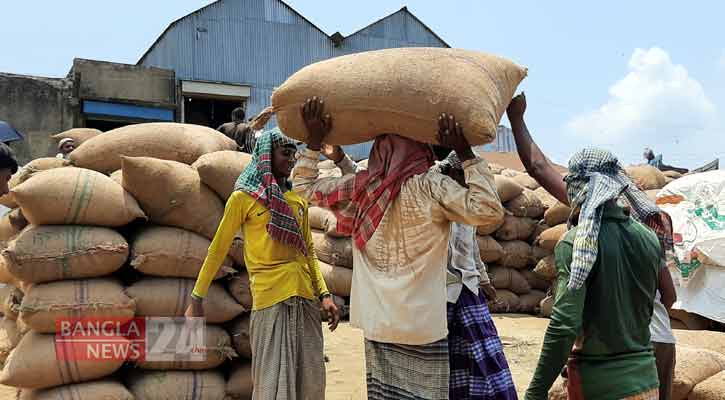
xmin=323 ymin=314 xmax=552 ymax=400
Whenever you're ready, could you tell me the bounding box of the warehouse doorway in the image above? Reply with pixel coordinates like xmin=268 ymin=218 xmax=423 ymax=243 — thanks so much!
xmin=180 ymin=81 xmax=250 ymax=129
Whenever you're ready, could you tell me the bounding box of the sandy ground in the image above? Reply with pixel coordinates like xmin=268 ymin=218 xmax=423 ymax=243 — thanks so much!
xmin=323 ymin=314 xmax=552 ymax=400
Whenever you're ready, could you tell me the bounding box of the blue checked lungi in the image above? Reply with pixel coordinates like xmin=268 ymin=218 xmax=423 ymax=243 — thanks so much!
xmin=447 ymin=287 xmax=518 ymax=400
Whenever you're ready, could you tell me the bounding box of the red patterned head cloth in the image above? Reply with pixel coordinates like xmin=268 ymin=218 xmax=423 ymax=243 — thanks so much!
xmin=315 ymin=134 xmax=435 ymax=249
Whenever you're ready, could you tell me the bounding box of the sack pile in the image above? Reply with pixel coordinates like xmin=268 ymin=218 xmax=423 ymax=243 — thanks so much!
xmin=0 ymin=122 xmax=288 ymax=399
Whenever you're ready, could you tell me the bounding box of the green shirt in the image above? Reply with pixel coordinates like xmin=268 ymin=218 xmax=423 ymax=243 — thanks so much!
xmin=525 ymin=204 xmax=661 ymax=400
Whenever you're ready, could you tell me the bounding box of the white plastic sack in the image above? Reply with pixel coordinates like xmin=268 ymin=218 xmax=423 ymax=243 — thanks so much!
xmin=669 ymin=264 xmax=725 ymax=324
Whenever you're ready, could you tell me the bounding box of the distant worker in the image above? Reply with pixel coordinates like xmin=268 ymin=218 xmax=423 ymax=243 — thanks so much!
xmin=643 ymin=148 xmax=688 ymax=174
xmin=56 ymin=138 xmax=76 ymax=159
xmin=0 ymin=143 xmax=19 ymax=196
xmin=218 ymin=107 xmax=256 ymax=153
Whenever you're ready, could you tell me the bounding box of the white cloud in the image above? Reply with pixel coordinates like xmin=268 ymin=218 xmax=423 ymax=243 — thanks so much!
xmin=566 ymin=47 xmax=717 ymax=162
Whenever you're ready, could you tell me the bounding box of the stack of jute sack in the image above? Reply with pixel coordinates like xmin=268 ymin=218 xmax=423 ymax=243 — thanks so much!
xmin=0 ymin=123 xmax=271 ymax=399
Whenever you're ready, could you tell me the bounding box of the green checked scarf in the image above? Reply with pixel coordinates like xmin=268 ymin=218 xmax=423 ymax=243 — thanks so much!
xmin=234 ymin=128 xmax=307 ymax=256
xmin=564 ymin=148 xmax=668 ymax=290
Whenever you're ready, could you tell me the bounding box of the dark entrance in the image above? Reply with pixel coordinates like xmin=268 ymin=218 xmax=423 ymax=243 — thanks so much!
xmin=183 ymin=96 xmax=245 ymax=129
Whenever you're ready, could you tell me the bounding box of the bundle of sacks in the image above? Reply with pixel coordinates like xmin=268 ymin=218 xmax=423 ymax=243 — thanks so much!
xmin=0 ymin=122 xmax=292 ymax=399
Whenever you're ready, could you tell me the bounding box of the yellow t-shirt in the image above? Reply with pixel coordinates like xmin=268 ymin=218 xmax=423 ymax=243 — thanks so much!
xmin=192 ymin=190 xmax=329 ymax=311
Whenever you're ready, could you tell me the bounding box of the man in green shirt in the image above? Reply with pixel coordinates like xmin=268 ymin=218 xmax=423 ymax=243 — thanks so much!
xmin=525 ymin=148 xmax=662 ymax=400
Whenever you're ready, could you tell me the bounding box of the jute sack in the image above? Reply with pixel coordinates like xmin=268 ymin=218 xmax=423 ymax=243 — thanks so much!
xmin=308 ymin=207 xmax=330 ymax=231
xmin=227 ymin=313 xmax=251 ymax=359
xmin=18 ymin=278 xmax=135 ymax=333
xmin=0 ymin=254 xmax=19 ymax=286
xmin=487 ymin=266 xmax=530 ymax=294
xmin=671 ymin=319 xmax=688 ymax=330
xmin=228 ymin=271 xmax=253 ymax=311
xmin=673 ymin=330 xmax=725 ymax=356
xmin=255 ymin=48 xmax=527 ymax=146
xmin=530 ymin=222 xmax=549 ymax=243
xmin=192 ymin=150 xmax=253 ymax=200
xmin=494 ymin=216 xmax=536 ymax=241
xmin=227 ymin=361 xmax=253 ymax=399
xmin=50 ymin=128 xmax=102 ymax=147
xmin=511 ymin=174 xmax=540 ymax=190
xmin=137 ymin=325 xmax=235 ymax=370
xmin=521 ymin=269 xmax=551 ymax=291
xmin=130 ymin=226 xmax=234 ymax=279
xmin=3 ymin=225 xmax=129 ymax=283
xmin=125 ymin=370 xmax=227 ymax=400
xmin=319 ymin=261 xmax=352 ymax=297
xmin=531 ymin=246 xmax=552 ymax=265
xmin=0 ymin=331 xmax=125 ymax=389
xmin=19 ymin=380 xmax=133 ymax=400
xmin=70 ymin=122 xmax=237 ymax=174
xmin=536 ymin=224 xmax=569 ymax=252
xmin=625 ymin=165 xmax=667 ymax=190
xmin=488 ymin=289 xmax=520 ymax=313
xmin=519 ymin=290 xmax=546 ymax=314
xmin=0 ymin=158 xmax=70 ymax=209
xmin=544 ymin=202 xmax=572 ymax=227
xmin=312 ymin=230 xmax=352 ymax=268
xmin=501 ymin=169 xmax=523 ymax=178
xmin=672 ymin=346 xmax=725 ymax=400
xmin=669 ymin=309 xmax=711 ymax=331
xmin=476 ymin=216 xmax=505 ymax=237
xmin=494 ymin=175 xmax=524 ymax=203
xmin=645 ymin=189 xmax=659 ymax=203
xmin=498 ymin=240 xmax=532 ymax=269
xmin=0 ymin=209 xmax=27 ymax=242
xmin=548 ymin=379 xmax=568 ymax=400
xmin=0 ymin=317 xmax=22 ymax=363
xmin=11 ymin=167 xmax=145 ymax=227
xmin=505 ymin=189 xmax=544 ymax=219
xmin=664 ymin=170 xmax=683 ymax=179
xmin=126 ymin=278 xmax=243 ymax=323
xmin=534 ymin=255 xmax=557 ymax=280
xmin=121 ymin=156 xmax=224 ymax=239
xmin=229 ymin=233 xmax=245 ymax=267
xmin=0 ymin=286 xmax=22 ymax=321
xmin=688 ymin=370 xmax=725 ymax=400
xmin=539 ymin=295 xmax=554 ymax=318
xmin=488 ymin=163 xmax=505 ymax=175
xmin=476 ymin=235 xmax=504 ymax=263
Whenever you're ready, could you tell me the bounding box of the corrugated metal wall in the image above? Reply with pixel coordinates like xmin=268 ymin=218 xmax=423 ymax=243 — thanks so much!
xmin=139 ymin=0 xmax=456 ymax=160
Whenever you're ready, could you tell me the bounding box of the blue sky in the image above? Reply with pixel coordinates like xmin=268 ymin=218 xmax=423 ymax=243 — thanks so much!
xmin=2 ymin=1 xmax=722 ymax=168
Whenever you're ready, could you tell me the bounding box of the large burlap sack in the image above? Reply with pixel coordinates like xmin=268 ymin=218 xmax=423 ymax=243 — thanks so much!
xmin=519 ymin=290 xmax=546 ymax=314
xmin=494 ymin=175 xmax=524 ymax=203
xmin=192 ymin=150 xmax=253 ymax=200
xmin=0 ymin=318 xmax=22 ymax=363
xmin=227 ymin=313 xmax=251 ymax=359
xmin=487 ymin=266 xmax=530 ymax=294
xmin=476 ymin=235 xmax=504 ymax=263
xmin=70 ymin=122 xmax=237 ymax=174
xmin=3 ymin=225 xmax=129 ymax=283
xmin=531 ymin=246 xmax=552 ymax=264
xmin=311 ymin=230 xmax=352 ymax=268
xmin=229 ymin=233 xmax=245 ymax=267
xmin=0 ymin=286 xmax=21 ymax=320
xmin=309 ymin=207 xmax=347 ymax=238
xmin=511 ymin=174 xmax=540 ymax=190
xmin=645 ymin=189 xmax=659 ymax=202
xmin=228 ymin=272 xmax=253 ymax=311
xmin=476 ymin=216 xmax=506 ymax=236
xmin=130 ymin=226 xmax=233 ymax=279
xmin=501 ymin=169 xmax=523 ymax=178
xmin=625 ymin=165 xmax=667 ymax=190
xmin=0 ymin=209 xmax=27 ymax=243
xmin=19 ymin=380 xmax=134 ymax=400
xmin=488 ymin=289 xmax=520 ymax=313
xmin=494 ymin=216 xmax=536 ymax=241
xmin=11 ymin=167 xmax=145 ymax=227
xmin=533 ymin=186 xmax=559 ymax=210
xmin=121 ymin=156 xmax=224 ymax=239
xmin=548 ymin=379 xmax=568 ymax=400
xmin=227 ymin=361 xmax=253 ymax=399
xmin=125 ymin=369 xmax=227 ymax=400
xmin=259 ymin=48 xmax=526 ymax=146
xmin=0 ymin=331 xmax=125 ymax=389
xmin=669 ymin=309 xmax=711 ymax=331
xmin=498 ymin=240 xmax=532 ymax=269
xmin=137 ymin=325 xmax=235 ymax=370
xmin=529 ymin=222 xmax=549 ymax=243
xmin=672 ymin=346 xmax=725 ymax=400
xmin=126 ymin=278 xmax=243 ymax=323
xmin=51 ymin=128 xmax=102 ymax=146
xmin=540 ymin=295 xmax=554 ymax=318
xmin=664 ymin=170 xmax=683 ymax=179
xmin=671 ymin=318 xmax=688 ymax=330
xmin=0 ymin=257 xmax=17 ymax=286
xmin=689 ymin=370 xmax=725 ymax=400
xmin=0 ymin=158 xmax=70 ymax=209
xmin=673 ymin=330 xmax=725 ymax=356
xmin=505 ymin=189 xmax=544 ymax=218
xmin=319 ymin=261 xmax=352 ymax=297
xmin=534 ymin=255 xmax=557 ymax=280
xmin=521 ymin=269 xmax=551 ymax=291
xmin=18 ymin=279 xmax=135 ymax=333
xmin=544 ymin=202 xmax=572 ymax=227
xmin=536 ymin=224 xmax=569 ymax=252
